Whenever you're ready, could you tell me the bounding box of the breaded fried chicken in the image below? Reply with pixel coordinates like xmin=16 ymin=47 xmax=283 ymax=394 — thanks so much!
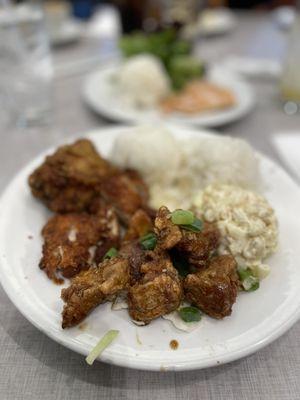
xmin=61 ymin=256 xmax=129 ymax=328
xmin=127 ymin=251 xmax=183 ymax=323
xmin=184 ymin=255 xmax=239 ymax=319
xmin=29 ymin=139 xmax=115 ymax=213
xmin=28 ymin=139 xmax=150 ymax=223
xmin=40 ymin=205 xmax=120 ymax=283
xmin=154 ymin=206 xmax=220 ymax=268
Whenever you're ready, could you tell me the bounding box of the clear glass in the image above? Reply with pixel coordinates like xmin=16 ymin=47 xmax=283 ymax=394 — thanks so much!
xmin=280 ymin=13 xmax=300 ymax=103
xmin=0 ymin=1 xmax=53 ymax=127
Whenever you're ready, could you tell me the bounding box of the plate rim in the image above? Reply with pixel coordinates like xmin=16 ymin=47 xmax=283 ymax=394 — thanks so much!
xmin=1 ymin=125 xmax=300 ymax=371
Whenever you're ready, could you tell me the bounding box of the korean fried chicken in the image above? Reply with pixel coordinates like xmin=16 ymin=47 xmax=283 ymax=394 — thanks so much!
xmin=123 ymin=209 xmax=154 ymax=242
xmin=29 ymin=139 xmax=115 ymax=214
xmin=61 ymin=256 xmax=129 ymax=328
xmin=29 ymin=139 xmax=149 ymax=223
xmin=154 ymin=206 xmax=220 ymax=268
xmin=40 ymin=205 xmax=120 ymax=283
xmin=127 ymin=251 xmax=183 ymax=324
xmin=184 ymin=255 xmax=239 ymax=319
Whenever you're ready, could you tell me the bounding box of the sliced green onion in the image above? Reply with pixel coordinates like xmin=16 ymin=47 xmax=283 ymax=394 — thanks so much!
xmin=237 ymin=267 xmax=260 ymax=292
xmin=178 ymin=306 xmax=202 ymax=323
xmin=242 ymin=276 xmax=260 ymax=292
xmin=171 ymin=210 xmax=195 ymax=225
xmin=140 ymin=232 xmax=157 ymax=250
xmin=181 ymin=218 xmax=203 ymax=233
xmin=85 ymin=330 xmax=119 ymax=366
xmin=103 ymin=247 xmax=118 ymax=260
xmin=237 ymin=267 xmax=251 ymax=281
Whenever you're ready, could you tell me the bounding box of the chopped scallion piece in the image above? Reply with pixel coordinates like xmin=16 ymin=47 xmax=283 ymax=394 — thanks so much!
xmin=242 ymin=276 xmax=260 ymax=292
xmin=181 ymin=218 xmax=203 ymax=232
xmin=103 ymin=247 xmax=118 ymax=260
xmin=140 ymin=232 xmax=157 ymax=250
xmin=237 ymin=267 xmax=260 ymax=292
xmin=178 ymin=306 xmax=202 ymax=322
xmin=85 ymin=330 xmax=119 ymax=366
xmin=171 ymin=210 xmax=195 ymax=225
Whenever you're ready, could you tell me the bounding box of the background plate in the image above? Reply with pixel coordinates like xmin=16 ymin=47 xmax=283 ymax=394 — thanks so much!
xmin=82 ymin=66 xmax=255 ymax=128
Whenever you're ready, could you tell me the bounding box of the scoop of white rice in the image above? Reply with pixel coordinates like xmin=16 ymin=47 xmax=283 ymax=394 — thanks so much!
xmin=110 ymin=125 xmax=183 ymax=187
xmin=181 ymin=135 xmax=259 ymax=191
xmin=117 ymin=54 xmax=171 ymax=108
xmin=110 ymin=126 xmax=260 ymax=210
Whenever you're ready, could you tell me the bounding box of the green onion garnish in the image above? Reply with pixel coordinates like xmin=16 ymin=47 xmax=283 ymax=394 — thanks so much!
xmin=103 ymin=247 xmax=118 ymax=260
xmin=242 ymin=276 xmax=260 ymax=292
xmin=85 ymin=330 xmax=119 ymax=366
xmin=171 ymin=210 xmax=195 ymax=225
xmin=181 ymin=218 xmax=203 ymax=232
xmin=237 ymin=267 xmax=260 ymax=292
xmin=178 ymin=306 xmax=202 ymax=323
xmin=171 ymin=210 xmax=203 ymax=232
xmin=140 ymin=232 xmax=157 ymax=250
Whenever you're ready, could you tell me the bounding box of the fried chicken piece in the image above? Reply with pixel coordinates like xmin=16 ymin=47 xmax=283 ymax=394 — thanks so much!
xmin=128 ymin=251 xmax=183 ymax=323
xmin=184 ymin=255 xmax=239 ymax=319
xmin=61 ymin=257 xmax=129 ymax=328
xmin=40 ymin=206 xmax=120 ymax=283
xmin=29 ymin=139 xmax=116 ymax=213
xmin=29 ymin=139 xmax=150 ymax=223
xmin=155 ymin=206 xmax=220 ymax=268
xmin=100 ymin=171 xmax=149 ymax=225
xmin=123 ymin=209 xmax=154 ymax=242
xmin=154 ymin=206 xmax=182 ymax=250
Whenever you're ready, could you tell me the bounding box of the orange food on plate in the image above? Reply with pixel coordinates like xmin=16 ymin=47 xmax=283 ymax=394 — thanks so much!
xmin=160 ymin=81 xmax=236 ymax=114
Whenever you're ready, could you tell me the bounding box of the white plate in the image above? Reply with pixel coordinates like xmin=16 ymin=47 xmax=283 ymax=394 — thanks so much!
xmin=82 ymin=65 xmax=255 ymax=128
xmin=1 ymin=125 xmax=300 ymax=371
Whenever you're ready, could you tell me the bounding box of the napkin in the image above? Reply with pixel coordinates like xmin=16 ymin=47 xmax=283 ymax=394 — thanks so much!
xmin=272 ymin=132 xmax=300 ymax=182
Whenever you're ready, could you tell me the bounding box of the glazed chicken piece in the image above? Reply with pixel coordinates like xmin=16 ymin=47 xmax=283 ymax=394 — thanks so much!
xmin=40 ymin=205 xmax=120 ymax=283
xmin=184 ymin=255 xmax=239 ymax=319
xmin=100 ymin=171 xmax=149 ymax=225
xmin=154 ymin=206 xmax=220 ymax=269
xmin=61 ymin=256 xmax=129 ymax=328
xmin=29 ymin=139 xmax=116 ymax=213
xmin=127 ymin=251 xmax=183 ymax=324
xmin=123 ymin=209 xmax=154 ymax=242
xmin=28 ymin=139 xmax=150 ymax=223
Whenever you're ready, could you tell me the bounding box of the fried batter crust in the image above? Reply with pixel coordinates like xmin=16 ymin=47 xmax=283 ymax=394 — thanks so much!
xmin=128 ymin=251 xmax=183 ymax=323
xmin=29 ymin=139 xmax=150 ymax=223
xmin=155 ymin=206 xmax=220 ymax=268
xmin=61 ymin=257 xmax=129 ymax=328
xmin=184 ymin=255 xmax=239 ymax=319
xmin=40 ymin=206 xmax=120 ymax=283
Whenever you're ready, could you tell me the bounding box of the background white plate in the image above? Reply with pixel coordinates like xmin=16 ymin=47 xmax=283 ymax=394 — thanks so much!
xmin=82 ymin=65 xmax=255 ymax=128
xmin=0 ymin=126 xmax=300 ymax=371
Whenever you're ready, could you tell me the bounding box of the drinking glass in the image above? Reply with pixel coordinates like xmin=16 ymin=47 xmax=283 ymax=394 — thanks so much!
xmin=0 ymin=0 xmax=53 ymax=126
xmin=280 ymin=3 xmax=300 ymax=113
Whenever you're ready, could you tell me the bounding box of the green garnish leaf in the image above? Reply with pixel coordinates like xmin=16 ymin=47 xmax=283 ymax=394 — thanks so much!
xmin=178 ymin=306 xmax=202 ymax=323
xmin=181 ymin=218 xmax=203 ymax=232
xmin=86 ymin=330 xmax=119 ymax=365
xmin=103 ymin=247 xmax=118 ymax=260
xmin=237 ymin=267 xmax=260 ymax=292
xmin=140 ymin=232 xmax=157 ymax=250
xmin=242 ymin=276 xmax=260 ymax=292
xmin=171 ymin=210 xmax=195 ymax=225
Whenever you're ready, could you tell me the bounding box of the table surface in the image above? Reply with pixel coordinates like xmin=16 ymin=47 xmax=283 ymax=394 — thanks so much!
xmin=1 ymin=10 xmax=300 ymax=400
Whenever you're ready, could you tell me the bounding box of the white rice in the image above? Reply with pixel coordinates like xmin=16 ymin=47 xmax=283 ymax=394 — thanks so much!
xmin=110 ymin=126 xmax=261 ymax=210
xmin=117 ymin=54 xmax=171 ymax=108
